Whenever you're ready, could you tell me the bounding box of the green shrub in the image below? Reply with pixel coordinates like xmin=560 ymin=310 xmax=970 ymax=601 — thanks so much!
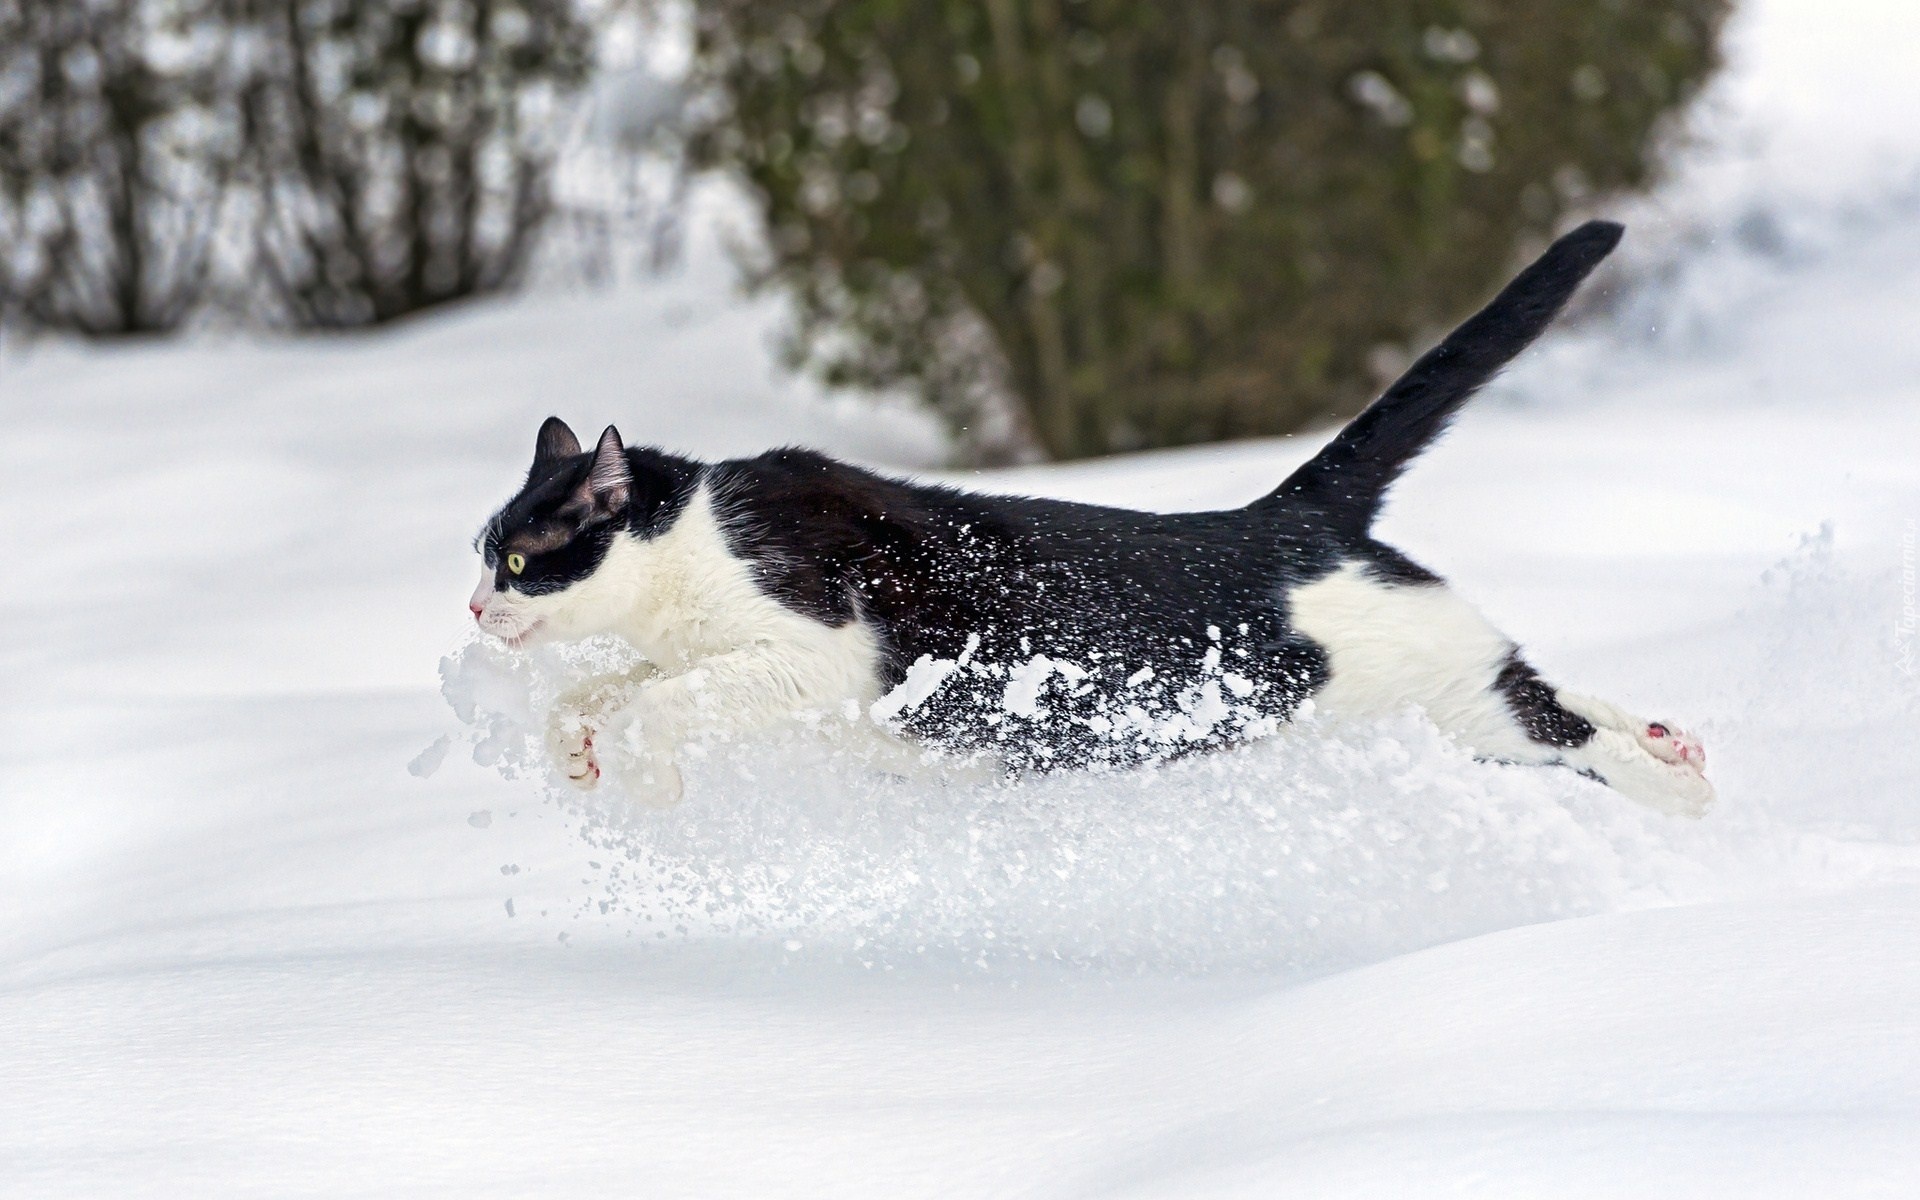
xmin=692 ymin=0 xmax=1728 ymax=460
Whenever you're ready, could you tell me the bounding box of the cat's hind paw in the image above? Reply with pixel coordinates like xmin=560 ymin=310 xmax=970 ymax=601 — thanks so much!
xmin=1580 ymin=726 xmax=1715 ymax=818
xmin=1640 ymin=720 xmax=1706 ymax=769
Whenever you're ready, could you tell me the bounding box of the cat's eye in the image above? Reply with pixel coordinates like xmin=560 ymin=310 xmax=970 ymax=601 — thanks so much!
xmin=506 ymin=552 xmax=526 ymax=575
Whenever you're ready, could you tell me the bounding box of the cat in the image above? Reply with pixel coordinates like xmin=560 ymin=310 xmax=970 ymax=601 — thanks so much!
xmin=468 ymin=219 xmax=1712 ymax=816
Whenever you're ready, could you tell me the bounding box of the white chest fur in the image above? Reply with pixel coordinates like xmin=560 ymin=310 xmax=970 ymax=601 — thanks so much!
xmin=578 ymin=485 xmax=883 ymax=710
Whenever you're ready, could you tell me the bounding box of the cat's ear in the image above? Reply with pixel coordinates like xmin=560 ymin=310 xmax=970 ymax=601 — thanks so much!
xmin=562 ymin=425 xmax=632 ymax=523
xmin=534 ymin=416 xmax=581 ymax=465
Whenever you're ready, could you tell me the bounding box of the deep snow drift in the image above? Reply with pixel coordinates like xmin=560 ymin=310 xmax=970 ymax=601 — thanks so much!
xmin=4 ymin=0 xmax=1920 ymax=1195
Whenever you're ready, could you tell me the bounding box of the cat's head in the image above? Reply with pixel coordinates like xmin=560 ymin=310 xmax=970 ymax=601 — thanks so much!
xmin=469 ymin=417 xmax=692 ymax=645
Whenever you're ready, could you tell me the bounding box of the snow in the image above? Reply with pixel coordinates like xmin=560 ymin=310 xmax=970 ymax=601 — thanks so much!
xmin=5 ymin=1 xmax=1920 ymax=1193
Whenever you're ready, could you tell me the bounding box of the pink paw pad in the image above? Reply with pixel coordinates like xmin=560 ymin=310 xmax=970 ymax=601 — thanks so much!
xmin=1645 ymin=723 xmax=1705 ymax=769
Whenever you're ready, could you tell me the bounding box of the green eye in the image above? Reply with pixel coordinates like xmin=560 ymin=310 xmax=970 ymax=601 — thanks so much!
xmin=506 ymin=552 xmax=526 ymax=575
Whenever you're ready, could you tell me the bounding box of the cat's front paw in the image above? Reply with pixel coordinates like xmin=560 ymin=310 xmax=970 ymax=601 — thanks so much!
xmin=547 ymin=675 xmax=643 ymax=791
xmin=547 ymin=701 xmax=603 ymax=790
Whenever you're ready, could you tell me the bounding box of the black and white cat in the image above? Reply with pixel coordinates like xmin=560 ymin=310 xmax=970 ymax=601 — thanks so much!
xmin=469 ymin=220 xmax=1712 ymax=815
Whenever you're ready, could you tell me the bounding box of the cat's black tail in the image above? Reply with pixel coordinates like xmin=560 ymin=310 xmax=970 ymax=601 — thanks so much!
xmin=1253 ymin=220 xmax=1623 ymax=534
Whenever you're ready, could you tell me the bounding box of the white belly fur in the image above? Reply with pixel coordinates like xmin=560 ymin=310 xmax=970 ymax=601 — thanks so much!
xmin=1287 ymin=561 xmax=1534 ymax=757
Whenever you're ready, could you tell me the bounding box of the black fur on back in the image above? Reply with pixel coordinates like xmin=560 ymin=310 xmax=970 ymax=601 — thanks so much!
xmin=709 ymin=449 xmax=1334 ymax=767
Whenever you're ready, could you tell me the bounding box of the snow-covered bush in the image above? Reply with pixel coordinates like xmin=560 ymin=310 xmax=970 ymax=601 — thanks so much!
xmin=0 ymin=0 xmax=606 ymax=335
xmin=0 ymin=0 xmax=243 ymax=335
xmin=239 ymin=0 xmax=595 ymax=326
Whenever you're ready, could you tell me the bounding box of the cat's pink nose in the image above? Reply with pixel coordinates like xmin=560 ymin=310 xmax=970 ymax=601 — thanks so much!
xmin=469 ymin=603 xmax=485 ymax=620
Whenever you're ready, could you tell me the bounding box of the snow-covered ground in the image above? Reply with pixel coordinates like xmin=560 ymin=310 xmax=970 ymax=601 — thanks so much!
xmin=4 ymin=1 xmax=1919 ymax=1195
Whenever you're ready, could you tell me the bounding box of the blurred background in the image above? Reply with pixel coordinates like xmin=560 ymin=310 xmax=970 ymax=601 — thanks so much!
xmin=0 ymin=0 xmax=1766 ymax=463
